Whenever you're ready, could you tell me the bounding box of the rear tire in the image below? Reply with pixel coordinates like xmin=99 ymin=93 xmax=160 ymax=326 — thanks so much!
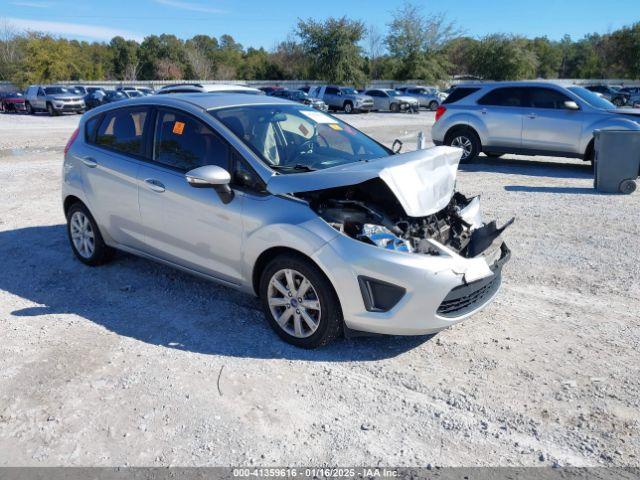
xmin=66 ymin=203 xmax=114 ymax=266
xmin=390 ymin=102 xmax=399 ymax=113
xmin=259 ymin=253 xmax=342 ymax=349
xmin=428 ymin=100 xmax=438 ymax=111
xmin=445 ymin=128 xmax=481 ymax=163
xmin=26 ymin=102 xmax=34 ymax=115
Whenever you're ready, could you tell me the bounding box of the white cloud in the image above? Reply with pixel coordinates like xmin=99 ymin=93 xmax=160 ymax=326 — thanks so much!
xmin=10 ymin=1 xmax=53 ymax=7
xmin=154 ymin=0 xmax=226 ymax=14
xmin=4 ymin=17 xmax=143 ymax=41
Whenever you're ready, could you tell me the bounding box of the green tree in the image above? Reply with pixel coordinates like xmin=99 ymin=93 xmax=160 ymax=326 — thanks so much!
xmin=530 ymin=37 xmax=562 ymax=78
xmin=297 ymin=16 xmax=366 ymax=84
xmin=110 ymin=36 xmax=140 ymax=80
xmin=385 ymin=1 xmax=458 ymax=82
xmin=468 ymin=34 xmax=538 ymax=80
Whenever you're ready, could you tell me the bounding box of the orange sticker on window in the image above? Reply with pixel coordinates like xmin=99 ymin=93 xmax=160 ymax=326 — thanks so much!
xmin=328 ymin=123 xmax=343 ymax=131
xmin=298 ymin=124 xmax=309 ymax=136
xmin=172 ymin=121 xmax=185 ymax=135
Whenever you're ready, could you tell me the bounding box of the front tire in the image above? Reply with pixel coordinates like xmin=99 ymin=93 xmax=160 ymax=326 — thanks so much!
xmin=390 ymin=102 xmax=399 ymax=113
xmin=66 ymin=203 xmax=113 ymax=266
xmin=47 ymin=102 xmax=57 ymax=116
xmin=428 ymin=100 xmax=438 ymax=111
xmin=446 ymin=128 xmax=481 ymax=163
xmin=25 ymin=102 xmax=34 ymax=115
xmin=343 ymin=102 xmax=353 ymax=114
xmin=259 ymin=253 xmax=342 ymax=349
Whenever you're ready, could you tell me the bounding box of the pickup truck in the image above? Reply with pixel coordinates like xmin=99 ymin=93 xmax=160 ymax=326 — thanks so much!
xmin=308 ymin=85 xmax=374 ymax=114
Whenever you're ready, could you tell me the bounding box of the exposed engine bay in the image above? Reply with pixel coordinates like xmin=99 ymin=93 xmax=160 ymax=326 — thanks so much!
xmin=298 ymin=178 xmax=513 ymax=260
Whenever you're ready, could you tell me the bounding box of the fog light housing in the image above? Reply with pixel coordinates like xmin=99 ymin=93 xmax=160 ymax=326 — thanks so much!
xmin=358 ymin=276 xmax=406 ymax=312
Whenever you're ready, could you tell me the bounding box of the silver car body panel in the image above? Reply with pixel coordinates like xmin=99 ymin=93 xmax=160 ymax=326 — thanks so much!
xmin=266 ymin=146 xmax=462 ymax=217
xmin=63 ymin=94 xmax=505 ymax=336
xmin=431 ymin=82 xmax=640 ymax=158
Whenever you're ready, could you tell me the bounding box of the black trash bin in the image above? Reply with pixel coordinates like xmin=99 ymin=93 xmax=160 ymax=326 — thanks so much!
xmin=593 ymin=129 xmax=640 ymax=194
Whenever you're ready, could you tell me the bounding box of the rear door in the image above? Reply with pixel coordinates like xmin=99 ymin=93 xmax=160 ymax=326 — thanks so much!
xmin=521 ymin=87 xmax=582 ymax=154
xmin=476 ymin=87 xmax=527 ymax=149
xmin=137 ymin=107 xmax=245 ymax=283
xmin=81 ymin=106 xmax=151 ymax=249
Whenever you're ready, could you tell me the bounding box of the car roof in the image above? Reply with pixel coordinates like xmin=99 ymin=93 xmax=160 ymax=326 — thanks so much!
xmin=455 ymin=81 xmax=570 ymax=89
xmin=97 ymin=92 xmax=295 ymax=111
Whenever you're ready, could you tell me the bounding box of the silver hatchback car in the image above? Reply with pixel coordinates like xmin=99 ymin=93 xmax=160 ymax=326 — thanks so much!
xmin=432 ymin=82 xmax=640 ymax=163
xmin=62 ymin=94 xmax=511 ymax=348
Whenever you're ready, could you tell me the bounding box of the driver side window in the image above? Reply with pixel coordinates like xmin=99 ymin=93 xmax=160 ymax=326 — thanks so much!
xmin=154 ymin=110 xmax=230 ymax=172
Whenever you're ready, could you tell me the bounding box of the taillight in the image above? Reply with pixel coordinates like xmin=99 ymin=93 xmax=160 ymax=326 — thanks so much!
xmin=65 ymin=128 xmax=79 ymax=155
xmin=435 ymin=105 xmax=446 ymax=122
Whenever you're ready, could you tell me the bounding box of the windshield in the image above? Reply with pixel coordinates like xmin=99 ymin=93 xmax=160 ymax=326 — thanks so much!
xmin=340 ymin=87 xmax=357 ymax=95
xmin=211 ymin=104 xmax=390 ymax=172
xmin=44 ymin=87 xmax=71 ymax=95
xmin=568 ymin=86 xmax=615 ymax=109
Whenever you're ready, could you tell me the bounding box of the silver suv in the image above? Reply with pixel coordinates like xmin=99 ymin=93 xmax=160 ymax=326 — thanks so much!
xmin=25 ymin=85 xmax=85 ymax=115
xmin=62 ymin=94 xmax=510 ymax=348
xmin=432 ymin=82 xmax=640 ymax=162
xmin=308 ymin=85 xmax=374 ymax=113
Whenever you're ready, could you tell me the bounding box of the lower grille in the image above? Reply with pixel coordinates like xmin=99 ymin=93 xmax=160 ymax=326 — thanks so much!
xmin=437 ymin=272 xmax=501 ymax=318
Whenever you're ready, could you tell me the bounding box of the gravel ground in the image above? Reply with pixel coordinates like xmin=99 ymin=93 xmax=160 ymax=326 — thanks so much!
xmin=0 ymin=109 xmax=638 ymax=467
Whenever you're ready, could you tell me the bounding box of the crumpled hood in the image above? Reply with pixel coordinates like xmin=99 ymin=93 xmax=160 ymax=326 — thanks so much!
xmin=266 ymin=146 xmax=463 ymax=217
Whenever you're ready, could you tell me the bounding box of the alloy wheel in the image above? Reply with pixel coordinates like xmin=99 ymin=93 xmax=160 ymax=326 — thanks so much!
xmin=267 ymin=268 xmax=322 ymax=338
xmin=70 ymin=211 xmax=95 ymax=259
xmin=451 ymin=135 xmax=473 ymax=159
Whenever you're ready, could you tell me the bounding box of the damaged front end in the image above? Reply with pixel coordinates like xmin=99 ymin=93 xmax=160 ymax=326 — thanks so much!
xmin=298 ymin=178 xmax=512 ymax=266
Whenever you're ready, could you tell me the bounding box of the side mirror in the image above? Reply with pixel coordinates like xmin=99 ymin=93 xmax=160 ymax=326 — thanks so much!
xmin=392 ymin=139 xmax=403 ymax=154
xmin=564 ymin=100 xmax=579 ymax=110
xmin=185 ymin=165 xmax=234 ymax=204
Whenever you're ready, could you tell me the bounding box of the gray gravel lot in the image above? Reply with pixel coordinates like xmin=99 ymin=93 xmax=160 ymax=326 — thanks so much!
xmin=0 ymin=110 xmax=638 ymax=467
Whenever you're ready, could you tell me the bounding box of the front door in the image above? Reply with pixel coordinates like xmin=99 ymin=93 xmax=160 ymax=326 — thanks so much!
xmin=137 ymin=108 xmax=245 ymax=284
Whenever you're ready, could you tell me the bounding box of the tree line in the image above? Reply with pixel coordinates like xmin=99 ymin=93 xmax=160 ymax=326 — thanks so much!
xmin=1 ymin=2 xmax=639 ymax=88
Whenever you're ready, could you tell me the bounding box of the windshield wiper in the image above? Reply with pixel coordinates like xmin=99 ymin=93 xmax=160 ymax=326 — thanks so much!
xmin=271 ymin=164 xmax=316 ymax=172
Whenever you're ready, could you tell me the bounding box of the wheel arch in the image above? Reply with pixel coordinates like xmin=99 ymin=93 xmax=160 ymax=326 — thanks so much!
xmin=63 ymin=195 xmax=85 ymax=217
xmin=444 ymin=124 xmax=481 ymax=144
xmin=252 ymin=246 xmax=325 ymax=297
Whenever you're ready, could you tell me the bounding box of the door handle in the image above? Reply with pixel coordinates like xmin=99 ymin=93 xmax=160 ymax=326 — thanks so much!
xmin=144 ymin=178 xmax=165 ymax=192
xmin=80 ymin=156 xmax=97 ymax=168
xmin=528 ymin=113 xmax=537 ymax=119
xmin=481 ymin=108 xmax=487 ymax=115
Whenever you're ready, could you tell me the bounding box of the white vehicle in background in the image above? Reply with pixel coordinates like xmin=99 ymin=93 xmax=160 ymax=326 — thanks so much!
xmin=397 ymin=86 xmax=448 ymax=110
xmin=362 ymin=88 xmax=419 ymax=113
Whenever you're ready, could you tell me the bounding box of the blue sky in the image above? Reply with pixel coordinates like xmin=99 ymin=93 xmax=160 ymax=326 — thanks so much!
xmin=2 ymin=0 xmax=638 ymax=47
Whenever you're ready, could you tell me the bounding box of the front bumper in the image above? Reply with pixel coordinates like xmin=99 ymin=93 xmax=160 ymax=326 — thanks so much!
xmin=312 ymin=233 xmax=510 ymax=336
xmin=53 ymin=102 xmax=85 ymax=112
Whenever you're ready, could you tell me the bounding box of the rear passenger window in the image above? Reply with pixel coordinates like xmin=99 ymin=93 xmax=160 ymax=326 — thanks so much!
xmin=478 ymin=87 xmax=526 ymax=107
xmin=442 ymin=87 xmax=480 ymax=104
xmin=154 ymin=110 xmax=229 ymax=172
xmin=95 ymin=108 xmax=149 ymax=156
xmin=85 ymin=115 xmax=101 ymax=143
